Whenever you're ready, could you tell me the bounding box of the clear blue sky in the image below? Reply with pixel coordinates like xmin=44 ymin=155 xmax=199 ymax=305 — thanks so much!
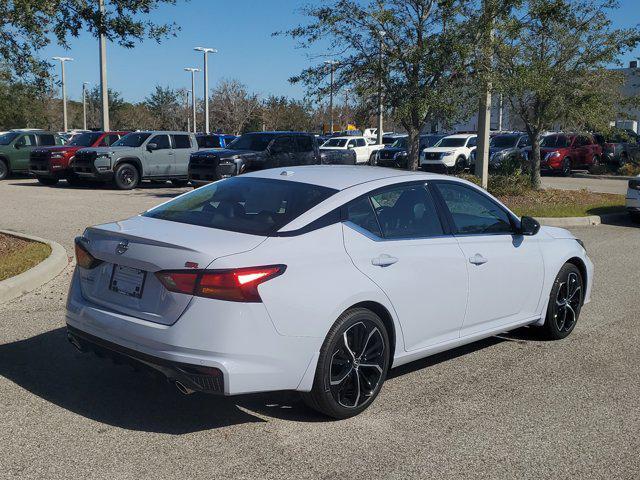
xmin=40 ymin=0 xmax=640 ymax=103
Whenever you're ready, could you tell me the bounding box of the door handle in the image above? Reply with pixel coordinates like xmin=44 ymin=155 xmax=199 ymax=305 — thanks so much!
xmin=371 ymin=254 xmax=399 ymax=267
xmin=469 ymin=253 xmax=488 ymax=265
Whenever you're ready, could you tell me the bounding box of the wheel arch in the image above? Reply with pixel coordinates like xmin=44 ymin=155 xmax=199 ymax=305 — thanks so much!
xmin=566 ymin=256 xmax=588 ymax=287
xmin=344 ymin=300 xmax=397 ymax=367
xmin=114 ymin=157 xmax=143 ymax=177
xmin=0 ymin=154 xmax=9 ymax=168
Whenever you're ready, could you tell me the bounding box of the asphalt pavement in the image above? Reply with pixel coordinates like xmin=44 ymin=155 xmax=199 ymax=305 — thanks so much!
xmin=542 ymin=175 xmax=629 ymax=195
xmin=1 ymin=177 xmax=638 ymax=480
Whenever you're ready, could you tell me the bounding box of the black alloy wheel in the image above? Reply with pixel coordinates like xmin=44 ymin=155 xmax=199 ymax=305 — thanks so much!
xmin=302 ymin=308 xmax=390 ymax=419
xmin=540 ymin=263 xmax=583 ymax=340
xmin=114 ymin=163 xmax=140 ymax=190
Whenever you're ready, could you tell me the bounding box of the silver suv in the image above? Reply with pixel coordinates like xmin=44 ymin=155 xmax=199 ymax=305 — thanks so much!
xmin=72 ymin=131 xmax=197 ymax=189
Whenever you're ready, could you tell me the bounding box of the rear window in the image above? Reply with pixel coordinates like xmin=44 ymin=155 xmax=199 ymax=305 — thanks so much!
xmin=172 ymin=134 xmax=192 ymax=149
xmin=143 ymin=177 xmax=337 ymax=235
xmin=196 ymin=135 xmax=223 ymax=149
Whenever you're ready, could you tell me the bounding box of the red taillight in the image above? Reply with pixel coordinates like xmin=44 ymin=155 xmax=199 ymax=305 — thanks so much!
xmin=155 ymin=265 xmax=286 ymax=303
xmin=74 ymin=238 xmax=103 ymax=269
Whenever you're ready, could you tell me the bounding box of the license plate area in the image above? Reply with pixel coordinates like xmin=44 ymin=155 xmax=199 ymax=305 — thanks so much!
xmin=109 ymin=265 xmax=147 ymax=298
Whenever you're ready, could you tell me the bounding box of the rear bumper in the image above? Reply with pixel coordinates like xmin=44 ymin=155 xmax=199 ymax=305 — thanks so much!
xmin=65 ymin=269 xmax=321 ymax=395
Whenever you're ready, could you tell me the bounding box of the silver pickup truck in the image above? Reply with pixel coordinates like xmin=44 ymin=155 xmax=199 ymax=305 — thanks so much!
xmin=72 ymin=131 xmax=198 ymax=189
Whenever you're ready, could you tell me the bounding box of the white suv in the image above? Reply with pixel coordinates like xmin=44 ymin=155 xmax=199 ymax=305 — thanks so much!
xmin=420 ymin=134 xmax=477 ymax=172
xmin=626 ymin=176 xmax=640 ymax=223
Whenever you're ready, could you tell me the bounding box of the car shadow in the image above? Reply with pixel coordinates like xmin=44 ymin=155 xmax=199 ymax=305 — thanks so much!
xmin=0 ymin=325 xmax=544 ymax=432
xmin=599 ymin=212 xmax=638 ymax=228
xmin=0 ymin=328 xmax=328 ymax=434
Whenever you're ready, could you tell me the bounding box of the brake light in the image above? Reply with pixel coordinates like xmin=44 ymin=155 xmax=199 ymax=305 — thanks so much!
xmin=155 ymin=265 xmax=286 ymax=303
xmin=74 ymin=238 xmax=103 ymax=269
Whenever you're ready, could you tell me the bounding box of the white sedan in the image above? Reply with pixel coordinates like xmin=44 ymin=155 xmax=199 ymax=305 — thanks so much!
xmin=626 ymin=175 xmax=640 ymax=223
xmin=321 ymin=136 xmax=384 ymax=164
xmin=421 ymin=134 xmax=477 ymax=171
xmin=66 ymin=166 xmax=593 ymax=419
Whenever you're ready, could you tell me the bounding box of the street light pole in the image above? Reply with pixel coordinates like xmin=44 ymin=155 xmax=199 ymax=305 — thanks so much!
xmin=194 ymin=47 xmax=217 ymax=134
xmin=377 ymin=30 xmax=386 ymax=145
xmin=52 ymin=56 xmax=73 ymax=132
xmin=324 ymin=60 xmax=338 ymax=134
xmin=82 ymin=82 xmax=90 ymax=130
xmin=99 ymin=0 xmax=109 ymax=131
xmin=344 ymin=88 xmax=350 ymax=125
xmin=184 ymin=67 xmax=200 ymax=133
xmin=475 ymin=0 xmax=494 ymax=189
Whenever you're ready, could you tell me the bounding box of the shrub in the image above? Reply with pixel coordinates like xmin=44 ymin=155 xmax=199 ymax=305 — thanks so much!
xmin=457 ymin=172 xmax=533 ymax=196
xmin=619 ymin=163 xmax=640 ymax=176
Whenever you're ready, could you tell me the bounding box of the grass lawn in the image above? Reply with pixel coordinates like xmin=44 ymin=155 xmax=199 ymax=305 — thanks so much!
xmin=499 ymin=188 xmax=626 ymax=218
xmin=0 ymin=233 xmax=51 ymax=282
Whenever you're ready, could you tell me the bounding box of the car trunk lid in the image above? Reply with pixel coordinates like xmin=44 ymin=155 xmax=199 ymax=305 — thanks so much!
xmin=77 ymin=215 xmax=266 ymax=325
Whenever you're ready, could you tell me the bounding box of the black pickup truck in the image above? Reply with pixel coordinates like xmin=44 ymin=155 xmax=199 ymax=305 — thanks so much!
xmin=188 ymin=131 xmax=356 ymax=184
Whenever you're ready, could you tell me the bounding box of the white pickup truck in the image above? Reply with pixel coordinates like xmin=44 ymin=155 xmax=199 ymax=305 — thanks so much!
xmin=320 ymin=136 xmax=385 ymax=164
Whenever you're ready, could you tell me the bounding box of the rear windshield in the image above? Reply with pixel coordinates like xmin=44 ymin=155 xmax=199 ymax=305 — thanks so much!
xmin=197 ymin=135 xmax=223 ymax=149
xmin=68 ymin=132 xmax=103 ymax=147
xmin=143 ymin=177 xmax=338 ymax=235
xmin=113 ymin=132 xmax=151 ymax=147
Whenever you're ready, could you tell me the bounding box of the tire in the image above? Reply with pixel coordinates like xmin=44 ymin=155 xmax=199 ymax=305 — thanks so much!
xmin=630 ymin=212 xmax=640 ymax=224
xmin=591 ymin=155 xmax=600 ymax=167
xmin=454 ymin=156 xmax=466 ymax=173
xmin=368 ymin=152 xmax=377 ymax=166
xmin=36 ymin=177 xmax=59 ymax=186
xmin=561 ymin=158 xmax=571 ymax=177
xmin=0 ymin=158 xmax=9 ymax=180
xmin=171 ymin=179 xmax=189 ymax=187
xmin=540 ymin=263 xmax=584 ymax=340
xmin=113 ymin=162 xmax=140 ymax=190
xmin=302 ymin=308 xmax=390 ymax=419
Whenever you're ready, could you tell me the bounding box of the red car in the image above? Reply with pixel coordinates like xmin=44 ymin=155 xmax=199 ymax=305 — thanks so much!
xmin=29 ymin=131 xmax=129 ymax=186
xmin=538 ymin=133 xmax=603 ymax=176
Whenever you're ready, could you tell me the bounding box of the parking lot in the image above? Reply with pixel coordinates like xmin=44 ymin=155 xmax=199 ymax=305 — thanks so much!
xmin=1 ymin=177 xmax=639 ymax=479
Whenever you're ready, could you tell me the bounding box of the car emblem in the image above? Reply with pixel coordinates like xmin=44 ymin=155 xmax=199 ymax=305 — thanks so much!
xmin=115 ymin=240 xmax=129 ymax=255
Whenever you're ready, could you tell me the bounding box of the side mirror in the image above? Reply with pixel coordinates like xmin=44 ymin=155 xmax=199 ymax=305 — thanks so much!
xmin=517 ymin=216 xmax=540 ymax=236
xmin=147 ymin=143 xmax=158 ymax=152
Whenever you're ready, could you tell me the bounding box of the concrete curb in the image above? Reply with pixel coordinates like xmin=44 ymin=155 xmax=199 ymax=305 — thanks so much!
xmin=538 ymin=212 xmax=628 ymax=227
xmin=0 ymin=230 xmax=69 ymax=304
xmin=572 ymin=173 xmax=635 ymax=181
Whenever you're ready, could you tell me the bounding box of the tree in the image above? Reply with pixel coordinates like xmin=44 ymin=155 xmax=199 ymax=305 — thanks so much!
xmin=85 ymin=85 xmax=126 ymax=129
xmin=144 ymin=85 xmax=183 ymax=130
xmin=262 ymin=96 xmax=314 ymax=131
xmin=281 ymin=0 xmax=482 ymax=170
xmin=494 ymin=0 xmax=640 ymax=188
xmin=0 ymin=0 xmax=179 ymax=81
xmin=210 ymin=79 xmax=261 ymax=135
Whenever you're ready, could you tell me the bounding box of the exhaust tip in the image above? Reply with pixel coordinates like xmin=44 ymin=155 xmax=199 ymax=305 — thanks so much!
xmin=175 ymin=381 xmax=195 ymax=395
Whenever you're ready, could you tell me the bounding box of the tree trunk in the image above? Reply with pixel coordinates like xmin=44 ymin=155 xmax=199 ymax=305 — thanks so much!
xmin=529 ymin=133 xmax=541 ymax=189
xmin=407 ymin=127 xmax=421 ymax=171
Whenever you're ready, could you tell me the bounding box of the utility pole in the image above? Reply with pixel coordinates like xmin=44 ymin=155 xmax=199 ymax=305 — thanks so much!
xmin=52 ymin=56 xmax=73 ymax=132
xmin=184 ymin=90 xmax=191 ymax=132
xmin=344 ymin=87 xmax=350 ymax=126
xmin=377 ymin=30 xmax=386 ymax=145
xmin=99 ymin=0 xmax=110 ymax=131
xmin=82 ymin=82 xmax=90 ymax=130
xmin=194 ymin=47 xmax=217 ymax=134
xmin=184 ymin=67 xmax=200 ymax=133
xmin=475 ymin=0 xmax=494 ymax=189
xmin=324 ymin=60 xmax=338 ymax=133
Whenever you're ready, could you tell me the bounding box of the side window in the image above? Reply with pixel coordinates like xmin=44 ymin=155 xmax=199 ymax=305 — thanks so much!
xmin=270 ymin=136 xmax=292 ymax=154
xmin=172 ymin=134 xmax=192 ymax=149
xmin=37 ymin=134 xmax=56 ymax=146
xmin=150 ymin=135 xmax=170 ymax=150
xmin=347 ymin=139 xmax=357 ymax=148
xmin=16 ymin=134 xmax=36 ymax=147
xmin=356 ymin=138 xmax=367 ymax=147
xmin=518 ymin=136 xmax=530 ymax=148
xmin=346 ymin=196 xmax=382 ymax=237
xmin=295 ymin=136 xmax=314 ymax=152
xmin=467 ymin=136 xmax=477 ymax=148
xmin=435 ymin=182 xmax=513 ymax=235
xmin=101 ymin=134 xmax=121 ymax=146
xmin=370 ymin=185 xmax=443 ymax=239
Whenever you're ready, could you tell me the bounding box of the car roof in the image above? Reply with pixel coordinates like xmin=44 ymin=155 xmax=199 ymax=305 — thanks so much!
xmin=443 ymin=134 xmax=476 ymax=139
xmin=134 ymin=131 xmax=194 ymax=135
xmin=329 ymin=136 xmax=365 ymax=140
xmin=242 ymin=165 xmax=446 ymax=190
